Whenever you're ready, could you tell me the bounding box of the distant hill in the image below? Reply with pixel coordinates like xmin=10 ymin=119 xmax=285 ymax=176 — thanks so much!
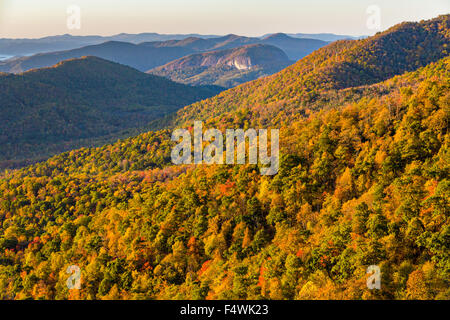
xmin=0 ymin=33 xmax=327 ymax=74
xmin=0 ymin=32 xmax=336 ymax=57
xmin=146 ymin=34 xmax=258 ymax=51
xmin=260 ymin=33 xmax=327 ymax=60
xmin=0 ymin=33 xmax=220 ymax=56
xmin=286 ymin=33 xmax=364 ymax=41
xmin=149 ymin=44 xmax=293 ymax=87
xmin=0 ymin=56 xmax=222 ymax=168
xmin=0 ymin=41 xmax=196 ymax=73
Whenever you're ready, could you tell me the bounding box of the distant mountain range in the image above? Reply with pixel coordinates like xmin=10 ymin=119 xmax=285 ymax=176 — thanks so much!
xmin=150 ymin=44 xmax=294 ymax=87
xmin=0 ymin=56 xmax=222 ymax=168
xmin=0 ymin=33 xmax=220 ymax=56
xmin=287 ymin=33 xmax=365 ymax=41
xmin=0 ymin=32 xmax=359 ymax=57
xmin=0 ymin=34 xmax=327 ymax=86
xmin=144 ymin=33 xmax=327 ymax=61
xmin=0 ymin=41 xmax=197 ymax=73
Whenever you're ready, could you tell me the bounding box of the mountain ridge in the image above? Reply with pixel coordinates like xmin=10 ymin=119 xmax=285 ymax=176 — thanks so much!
xmin=0 ymin=41 xmax=196 ymax=73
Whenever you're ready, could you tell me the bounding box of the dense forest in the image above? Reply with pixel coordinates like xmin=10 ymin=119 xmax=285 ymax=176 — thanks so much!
xmin=0 ymin=56 xmax=222 ymax=169
xmin=0 ymin=15 xmax=448 ymax=300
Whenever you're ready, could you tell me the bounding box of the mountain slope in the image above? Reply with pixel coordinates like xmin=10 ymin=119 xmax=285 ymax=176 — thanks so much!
xmin=149 ymin=44 xmax=293 ymax=87
xmin=168 ymin=15 xmax=449 ymax=129
xmin=0 ymin=56 xmax=222 ymax=168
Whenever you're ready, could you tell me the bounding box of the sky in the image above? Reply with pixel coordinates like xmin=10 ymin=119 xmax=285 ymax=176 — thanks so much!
xmin=0 ymin=0 xmax=449 ymax=38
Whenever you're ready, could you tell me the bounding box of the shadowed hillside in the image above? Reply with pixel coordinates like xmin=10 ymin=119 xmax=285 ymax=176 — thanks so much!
xmin=0 ymin=56 xmax=222 ymax=168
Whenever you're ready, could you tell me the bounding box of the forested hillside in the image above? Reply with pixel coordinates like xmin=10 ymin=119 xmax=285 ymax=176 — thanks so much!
xmin=167 ymin=15 xmax=449 ymax=129
xmin=0 ymin=16 xmax=448 ymax=300
xmin=0 ymin=56 xmax=222 ymax=169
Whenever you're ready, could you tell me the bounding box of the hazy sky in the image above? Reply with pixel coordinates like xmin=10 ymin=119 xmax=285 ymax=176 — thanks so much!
xmin=0 ymin=0 xmax=449 ymax=38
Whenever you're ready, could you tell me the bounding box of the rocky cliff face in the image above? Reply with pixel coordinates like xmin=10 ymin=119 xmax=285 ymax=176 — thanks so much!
xmin=151 ymin=44 xmax=291 ymax=72
xmin=225 ymin=57 xmax=252 ymax=70
xmin=148 ymin=44 xmax=294 ymax=87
